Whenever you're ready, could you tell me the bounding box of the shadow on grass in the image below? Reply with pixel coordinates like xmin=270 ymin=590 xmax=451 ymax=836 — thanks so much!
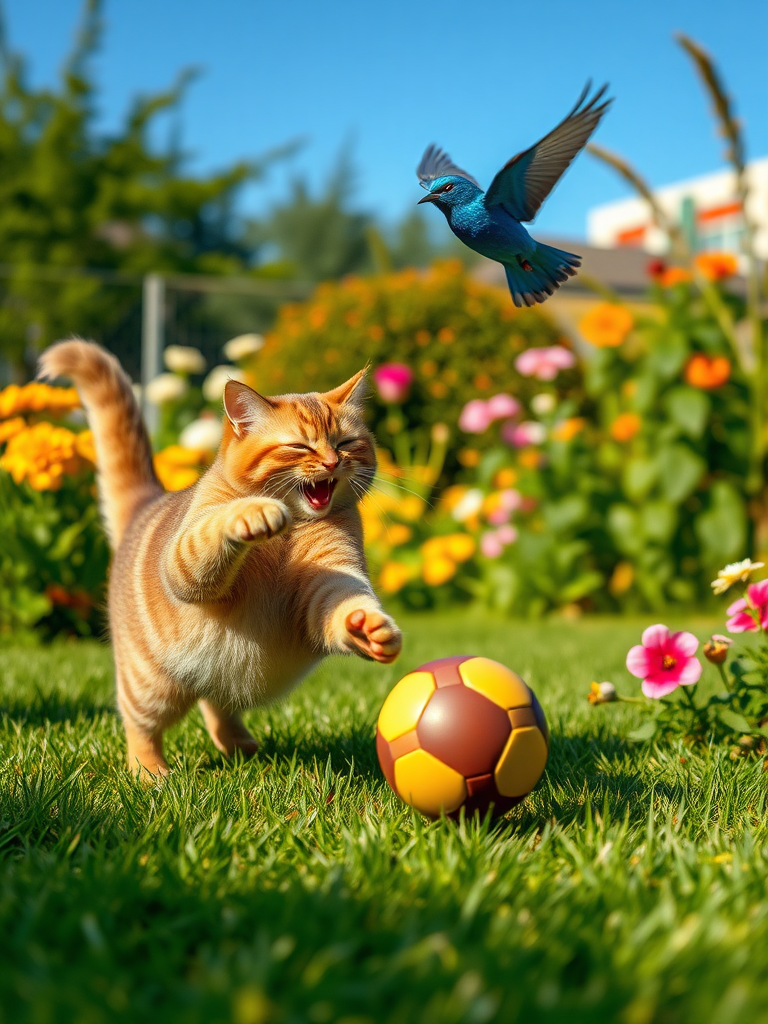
xmin=0 ymin=693 xmax=115 ymax=728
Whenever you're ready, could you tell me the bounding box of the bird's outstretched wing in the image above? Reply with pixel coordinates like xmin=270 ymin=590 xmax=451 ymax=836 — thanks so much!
xmin=416 ymin=144 xmax=481 ymax=189
xmin=484 ymin=83 xmax=612 ymax=222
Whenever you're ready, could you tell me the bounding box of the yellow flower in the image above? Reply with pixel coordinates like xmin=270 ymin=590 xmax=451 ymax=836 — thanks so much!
xmin=422 ymin=555 xmax=457 ymax=586
xmin=0 ymin=421 xmax=89 ymax=490
xmin=551 ymin=417 xmax=586 ymax=443
xmin=379 ymin=561 xmax=412 ymax=594
xmin=385 ymin=523 xmax=412 ymax=547
xmin=609 ymin=561 xmax=634 ymax=596
xmin=153 ymin=445 xmax=210 ymax=491
xmin=441 ymin=533 xmax=475 ymax=562
xmin=579 ymin=303 xmax=634 ymax=348
xmin=398 ymin=496 xmax=426 ymax=521
xmin=711 ymin=559 xmax=765 ymax=595
xmin=493 ymin=468 xmax=518 ymax=488
xmin=74 ymin=430 xmax=96 ymax=465
xmin=518 ymin=449 xmax=543 ymax=470
xmin=0 ymin=382 xmax=80 ymax=420
xmin=0 ymin=417 xmax=26 ymax=445
xmin=587 ymin=681 xmax=617 ymax=705
xmin=457 ymin=448 xmax=480 ymax=468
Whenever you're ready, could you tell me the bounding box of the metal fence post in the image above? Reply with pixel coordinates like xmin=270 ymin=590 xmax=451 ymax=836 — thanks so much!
xmin=141 ymin=273 xmax=164 ymax=434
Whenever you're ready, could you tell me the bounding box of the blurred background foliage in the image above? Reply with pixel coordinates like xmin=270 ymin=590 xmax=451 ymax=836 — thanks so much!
xmin=0 ymin=5 xmax=765 ymax=637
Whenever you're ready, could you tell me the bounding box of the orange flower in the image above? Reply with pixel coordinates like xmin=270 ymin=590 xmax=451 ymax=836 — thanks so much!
xmin=379 ymin=561 xmax=412 ymax=594
xmin=422 ymin=555 xmax=456 ymax=587
xmin=518 ymin=449 xmax=543 ymax=470
xmin=685 ymin=354 xmax=731 ymax=390
xmin=658 ymin=267 xmax=692 ymax=288
xmin=0 ymin=382 xmax=80 ymax=420
xmin=493 ymin=468 xmax=518 ymax=488
xmin=0 ymin=417 xmax=26 ymax=445
xmin=551 ymin=417 xmax=586 ymax=443
xmin=694 ymin=252 xmax=738 ymax=282
xmin=610 ymin=413 xmax=642 ymax=442
xmin=579 ymin=303 xmax=634 ymax=348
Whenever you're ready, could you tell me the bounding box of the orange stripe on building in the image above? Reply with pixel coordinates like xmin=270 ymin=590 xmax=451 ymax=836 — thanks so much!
xmin=697 ymin=201 xmax=742 ymax=223
xmin=616 ymin=225 xmax=647 ymax=245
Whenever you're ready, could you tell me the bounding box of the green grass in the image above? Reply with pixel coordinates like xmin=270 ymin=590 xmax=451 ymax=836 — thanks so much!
xmin=3 ymin=612 xmax=768 ymax=1024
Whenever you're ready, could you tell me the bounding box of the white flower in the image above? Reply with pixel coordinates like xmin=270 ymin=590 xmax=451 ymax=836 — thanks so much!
xmin=711 ymin=559 xmax=765 ymax=595
xmin=145 ymin=373 xmax=188 ymax=406
xmin=163 ymin=345 xmax=206 ymax=375
xmin=179 ymin=417 xmax=223 ymax=451
xmin=588 ymin=681 xmax=617 ymax=704
xmin=451 ymin=488 xmax=484 ymax=522
xmin=531 ymin=393 xmax=556 ymax=416
xmin=223 ymin=333 xmax=264 ymax=362
xmin=203 ymin=365 xmax=247 ymax=403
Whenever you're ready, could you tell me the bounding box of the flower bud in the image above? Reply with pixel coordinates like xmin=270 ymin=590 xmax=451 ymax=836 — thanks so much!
xmin=703 ymin=634 xmax=733 ymax=664
xmin=588 ymin=681 xmax=617 ymax=705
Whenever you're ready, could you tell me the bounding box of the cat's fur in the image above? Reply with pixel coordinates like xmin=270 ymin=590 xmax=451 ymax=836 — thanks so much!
xmin=39 ymin=339 xmax=402 ymax=775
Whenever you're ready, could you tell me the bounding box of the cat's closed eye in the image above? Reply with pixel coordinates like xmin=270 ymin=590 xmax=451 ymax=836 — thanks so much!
xmin=286 ymin=443 xmax=313 ymax=451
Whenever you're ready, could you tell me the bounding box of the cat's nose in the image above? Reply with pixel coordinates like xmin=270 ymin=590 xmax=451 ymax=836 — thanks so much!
xmin=320 ymin=455 xmax=339 ymax=472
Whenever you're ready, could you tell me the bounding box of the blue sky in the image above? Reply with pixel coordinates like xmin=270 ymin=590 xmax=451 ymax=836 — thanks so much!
xmin=4 ymin=0 xmax=767 ymax=241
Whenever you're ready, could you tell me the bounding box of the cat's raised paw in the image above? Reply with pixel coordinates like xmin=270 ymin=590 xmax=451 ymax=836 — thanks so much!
xmin=223 ymin=498 xmax=292 ymax=544
xmin=344 ymin=608 xmax=402 ymax=664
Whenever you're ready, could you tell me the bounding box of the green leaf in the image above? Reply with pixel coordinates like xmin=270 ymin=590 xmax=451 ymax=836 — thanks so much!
xmin=628 ymin=719 xmax=659 ymax=742
xmin=560 ymin=572 xmax=604 ymax=603
xmin=663 ymin=387 xmax=711 ymax=439
xmin=640 ymin=501 xmax=677 ymax=544
xmin=607 ymin=504 xmax=643 ymax=556
xmin=647 ymin=329 xmax=689 ymax=381
xmin=657 ymin=444 xmax=706 ymax=503
xmin=622 ymin=457 xmax=658 ymax=501
xmin=694 ymin=480 xmax=747 ymax=566
xmin=543 ymin=494 xmax=590 ymax=534
xmin=717 ymin=708 xmax=753 ymax=734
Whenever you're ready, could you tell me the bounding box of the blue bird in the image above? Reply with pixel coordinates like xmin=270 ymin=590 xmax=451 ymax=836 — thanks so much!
xmin=416 ymin=83 xmax=612 ymax=306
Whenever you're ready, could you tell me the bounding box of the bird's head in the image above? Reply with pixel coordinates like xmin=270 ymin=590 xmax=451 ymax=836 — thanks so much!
xmin=418 ymin=175 xmax=480 ymax=210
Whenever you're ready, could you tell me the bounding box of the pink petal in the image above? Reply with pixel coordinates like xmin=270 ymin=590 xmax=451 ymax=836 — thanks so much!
xmin=626 ymin=644 xmax=653 ymax=678
xmin=726 ymin=597 xmax=747 ymax=617
xmin=459 ymin=400 xmax=491 ymax=434
xmin=496 ymin=525 xmax=517 ymax=544
xmin=487 ymin=507 xmax=511 ymax=525
xmin=642 ymin=677 xmax=680 ymax=698
xmin=641 ymin=624 xmax=671 ymax=650
xmin=514 ymin=351 xmax=541 ymax=376
xmin=547 ymin=347 xmax=576 ymax=369
xmin=748 ymin=579 xmax=768 ymax=605
xmin=676 ymin=657 xmax=702 ymax=686
xmin=486 ymin=393 xmax=521 ymax=420
xmin=668 ymin=631 xmax=699 ymax=658
xmin=727 ymin=611 xmax=759 ymax=633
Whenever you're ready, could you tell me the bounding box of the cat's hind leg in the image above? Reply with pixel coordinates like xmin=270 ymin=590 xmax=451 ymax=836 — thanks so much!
xmin=116 ymin=665 xmax=194 ymax=777
xmin=199 ymin=700 xmax=259 ymax=759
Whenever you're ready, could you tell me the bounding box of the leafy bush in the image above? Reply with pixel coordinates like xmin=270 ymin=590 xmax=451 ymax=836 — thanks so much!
xmin=257 ymin=261 xmax=565 ymax=449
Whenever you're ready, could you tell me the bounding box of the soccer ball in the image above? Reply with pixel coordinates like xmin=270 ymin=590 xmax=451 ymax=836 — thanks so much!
xmin=376 ymin=655 xmax=549 ymax=819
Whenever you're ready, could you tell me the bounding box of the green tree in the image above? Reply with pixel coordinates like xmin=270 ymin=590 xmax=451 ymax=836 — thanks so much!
xmin=0 ymin=0 xmax=289 ymax=376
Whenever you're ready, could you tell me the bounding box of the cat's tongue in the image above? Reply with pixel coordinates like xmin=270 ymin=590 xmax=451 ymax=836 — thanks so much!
xmin=303 ymin=478 xmax=337 ymax=509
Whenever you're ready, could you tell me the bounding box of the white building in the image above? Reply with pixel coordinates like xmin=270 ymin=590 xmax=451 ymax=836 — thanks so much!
xmin=587 ymin=157 xmax=768 ymax=262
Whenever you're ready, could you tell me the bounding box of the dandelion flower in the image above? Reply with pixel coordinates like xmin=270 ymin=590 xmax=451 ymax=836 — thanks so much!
xmin=145 ymin=373 xmax=188 ymax=406
xmin=163 ymin=346 xmax=206 ymax=375
xmin=223 ymin=334 xmax=264 ymax=362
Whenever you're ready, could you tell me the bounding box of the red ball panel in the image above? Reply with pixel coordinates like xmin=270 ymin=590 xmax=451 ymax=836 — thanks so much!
xmin=417 ymin=684 xmax=511 ymax=778
xmin=449 ymin=773 xmax=525 ymax=820
xmin=376 ymin=729 xmax=397 ymax=792
xmin=418 ymin=656 xmax=473 ymax=688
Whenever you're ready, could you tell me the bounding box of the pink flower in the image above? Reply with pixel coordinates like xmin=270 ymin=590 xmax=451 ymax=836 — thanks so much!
xmin=486 ymin=393 xmax=521 ymax=421
xmin=726 ymin=579 xmax=768 ymax=633
xmin=515 ymin=346 xmax=576 ymax=381
xmin=501 ymin=420 xmax=546 ymax=448
xmin=496 ymin=525 xmax=518 ymax=545
xmin=480 ymin=531 xmax=505 ymax=558
xmin=373 ymin=363 xmax=413 ymax=403
xmin=626 ymin=624 xmax=702 ymax=698
xmin=499 ymin=489 xmax=522 ymax=511
xmin=459 ymin=399 xmax=492 ymax=434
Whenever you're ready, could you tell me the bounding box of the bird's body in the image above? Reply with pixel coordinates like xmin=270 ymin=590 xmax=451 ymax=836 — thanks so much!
xmin=417 ymin=83 xmax=612 ymax=306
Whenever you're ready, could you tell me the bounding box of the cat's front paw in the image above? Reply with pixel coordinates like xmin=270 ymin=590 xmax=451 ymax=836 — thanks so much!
xmin=344 ymin=608 xmax=402 ymax=664
xmin=223 ymin=498 xmax=292 ymax=544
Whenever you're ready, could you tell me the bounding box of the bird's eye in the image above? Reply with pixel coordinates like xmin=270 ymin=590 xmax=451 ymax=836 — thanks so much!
xmin=443 ymin=182 xmax=454 ymax=192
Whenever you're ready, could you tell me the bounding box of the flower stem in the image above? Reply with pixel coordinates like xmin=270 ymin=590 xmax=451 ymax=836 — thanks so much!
xmin=717 ymin=663 xmax=732 ymax=693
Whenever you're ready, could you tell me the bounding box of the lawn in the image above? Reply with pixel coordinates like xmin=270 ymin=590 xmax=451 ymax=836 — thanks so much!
xmin=2 ymin=611 xmax=768 ymax=1024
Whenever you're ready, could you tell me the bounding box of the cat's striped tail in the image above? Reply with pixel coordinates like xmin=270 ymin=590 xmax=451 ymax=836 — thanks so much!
xmin=38 ymin=339 xmax=162 ymax=549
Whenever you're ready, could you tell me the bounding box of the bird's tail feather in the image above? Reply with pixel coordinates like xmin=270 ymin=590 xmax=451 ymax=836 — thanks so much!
xmin=503 ymin=243 xmax=581 ymax=308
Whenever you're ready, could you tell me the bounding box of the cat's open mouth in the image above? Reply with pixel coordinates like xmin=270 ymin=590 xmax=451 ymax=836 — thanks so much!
xmin=301 ymin=478 xmax=338 ymax=510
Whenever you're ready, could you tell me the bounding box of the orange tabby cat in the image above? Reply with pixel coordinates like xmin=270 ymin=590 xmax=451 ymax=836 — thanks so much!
xmin=39 ymin=339 xmax=402 ymax=775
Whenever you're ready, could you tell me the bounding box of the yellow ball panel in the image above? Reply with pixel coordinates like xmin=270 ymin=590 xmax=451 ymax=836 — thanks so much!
xmin=459 ymin=657 xmax=531 ymax=709
xmin=494 ymin=727 xmax=549 ymax=798
xmin=377 ymin=672 xmax=437 ymax=742
xmin=393 ymin=748 xmax=467 ymax=818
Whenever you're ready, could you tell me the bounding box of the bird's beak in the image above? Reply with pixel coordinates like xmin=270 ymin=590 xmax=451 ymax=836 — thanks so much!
xmin=417 ymin=192 xmax=437 ymax=204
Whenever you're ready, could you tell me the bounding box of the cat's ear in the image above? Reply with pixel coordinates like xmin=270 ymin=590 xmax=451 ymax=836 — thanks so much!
xmin=324 ymin=367 xmax=368 ymax=408
xmin=223 ymin=380 xmax=276 ymax=438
